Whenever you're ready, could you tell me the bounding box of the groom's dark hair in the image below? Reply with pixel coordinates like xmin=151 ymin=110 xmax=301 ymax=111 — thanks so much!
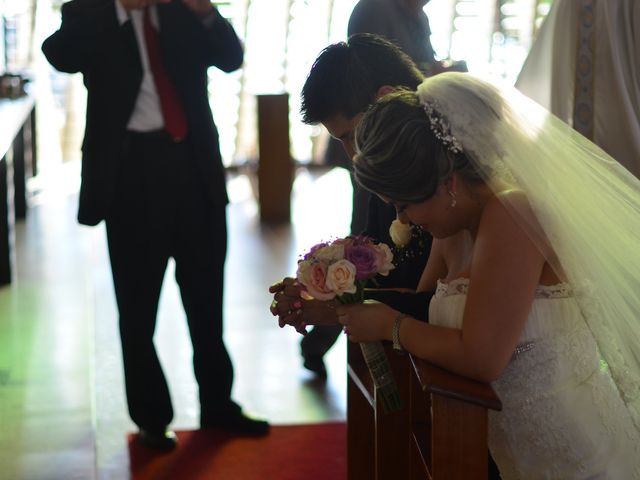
xmin=300 ymin=33 xmax=424 ymax=124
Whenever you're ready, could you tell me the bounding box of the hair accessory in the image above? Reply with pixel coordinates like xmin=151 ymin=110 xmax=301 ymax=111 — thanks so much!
xmin=423 ymin=101 xmax=464 ymax=154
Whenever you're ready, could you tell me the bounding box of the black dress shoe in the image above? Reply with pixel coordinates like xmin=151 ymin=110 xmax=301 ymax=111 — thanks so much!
xmin=303 ymin=355 xmax=327 ymax=379
xmin=137 ymin=429 xmax=178 ymax=451
xmin=201 ymin=412 xmax=270 ymax=436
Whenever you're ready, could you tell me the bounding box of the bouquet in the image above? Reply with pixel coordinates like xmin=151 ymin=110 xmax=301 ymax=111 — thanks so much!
xmin=296 ymin=235 xmax=402 ymax=413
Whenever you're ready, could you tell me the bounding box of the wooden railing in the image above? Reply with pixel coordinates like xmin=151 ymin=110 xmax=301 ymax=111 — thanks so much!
xmin=347 ymin=342 xmax=502 ymax=479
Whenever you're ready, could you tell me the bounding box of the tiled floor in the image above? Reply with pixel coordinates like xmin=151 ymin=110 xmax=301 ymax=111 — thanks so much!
xmin=0 ymin=162 xmax=352 ymax=479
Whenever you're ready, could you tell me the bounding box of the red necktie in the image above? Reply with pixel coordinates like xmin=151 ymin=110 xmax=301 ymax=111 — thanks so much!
xmin=142 ymin=7 xmax=188 ymax=141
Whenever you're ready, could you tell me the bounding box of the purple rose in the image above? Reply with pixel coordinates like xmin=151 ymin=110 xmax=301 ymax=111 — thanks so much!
xmin=345 ymin=244 xmax=378 ymax=280
xmin=303 ymin=242 xmax=328 ymax=260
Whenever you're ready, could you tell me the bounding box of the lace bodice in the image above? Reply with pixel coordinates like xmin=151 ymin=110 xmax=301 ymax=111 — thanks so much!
xmin=434 ymin=277 xmax=573 ymax=299
xmin=433 ymin=278 xmax=575 ymax=346
xmin=429 ymin=278 xmax=640 ymax=480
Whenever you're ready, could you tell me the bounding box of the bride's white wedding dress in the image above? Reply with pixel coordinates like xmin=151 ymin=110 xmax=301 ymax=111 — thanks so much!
xmin=430 ymin=278 xmax=640 ymax=480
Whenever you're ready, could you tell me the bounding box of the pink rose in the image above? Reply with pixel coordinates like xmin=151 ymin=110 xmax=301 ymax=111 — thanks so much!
xmin=373 ymin=243 xmax=395 ymax=276
xmin=296 ymin=260 xmax=336 ymax=301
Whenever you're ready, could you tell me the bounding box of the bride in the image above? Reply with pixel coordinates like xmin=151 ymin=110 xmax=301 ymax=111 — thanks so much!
xmin=336 ymin=72 xmax=640 ymax=479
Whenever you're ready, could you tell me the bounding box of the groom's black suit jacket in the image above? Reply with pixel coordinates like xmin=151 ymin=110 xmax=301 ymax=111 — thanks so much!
xmin=42 ymin=0 xmax=243 ymax=226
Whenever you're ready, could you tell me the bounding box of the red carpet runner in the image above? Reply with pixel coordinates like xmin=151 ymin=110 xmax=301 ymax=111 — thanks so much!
xmin=128 ymin=422 xmax=346 ymax=480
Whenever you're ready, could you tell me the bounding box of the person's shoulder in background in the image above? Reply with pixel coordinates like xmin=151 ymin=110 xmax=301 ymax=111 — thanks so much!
xmin=348 ymin=0 xmax=394 ymax=35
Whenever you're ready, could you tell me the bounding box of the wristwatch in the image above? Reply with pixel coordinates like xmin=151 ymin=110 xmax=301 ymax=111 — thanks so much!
xmin=392 ymin=313 xmax=408 ymax=354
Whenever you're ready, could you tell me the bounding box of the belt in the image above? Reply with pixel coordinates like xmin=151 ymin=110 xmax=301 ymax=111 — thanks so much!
xmin=126 ymin=129 xmax=185 ymax=143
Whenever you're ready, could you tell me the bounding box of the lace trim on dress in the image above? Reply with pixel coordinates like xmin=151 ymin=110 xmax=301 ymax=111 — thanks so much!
xmin=435 ymin=278 xmax=573 ymax=299
xmin=434 ymin=279 xmax=574 ymax=361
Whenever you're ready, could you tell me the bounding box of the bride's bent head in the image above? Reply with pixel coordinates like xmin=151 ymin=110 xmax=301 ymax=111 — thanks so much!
xmin=353 ymin=72 xmax=505 ymax=237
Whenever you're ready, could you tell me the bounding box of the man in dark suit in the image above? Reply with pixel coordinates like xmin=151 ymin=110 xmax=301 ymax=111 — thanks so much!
xmin=42 ymin=0 xmax=268 ymax=451
xmin=300 ymin=0 xmax=470 ymax=375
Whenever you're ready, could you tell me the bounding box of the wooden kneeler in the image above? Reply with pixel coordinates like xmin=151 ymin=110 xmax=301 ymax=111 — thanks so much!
xmin=347 ymin=342 xmax=502 ymax=480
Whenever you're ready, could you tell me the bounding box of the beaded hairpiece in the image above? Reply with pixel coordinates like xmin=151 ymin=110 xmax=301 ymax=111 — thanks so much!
xmin=422 ymin=101 xmax=464 ymax=154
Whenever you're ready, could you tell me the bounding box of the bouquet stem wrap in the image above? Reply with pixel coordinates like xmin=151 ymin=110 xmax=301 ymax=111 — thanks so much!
xmin=359 ymin=341 xmax=402 ymax=414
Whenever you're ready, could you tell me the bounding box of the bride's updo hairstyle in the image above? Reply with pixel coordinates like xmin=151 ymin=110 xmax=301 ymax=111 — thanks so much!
xmin=353 ymin=89 xmax=466 ymax=204
xmin=354 ymin=72 xmax=504 ymax=204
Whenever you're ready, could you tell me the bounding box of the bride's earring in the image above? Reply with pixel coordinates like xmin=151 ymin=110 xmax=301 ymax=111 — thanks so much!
xmin=447 ymin=174 xmax=457 ymax=208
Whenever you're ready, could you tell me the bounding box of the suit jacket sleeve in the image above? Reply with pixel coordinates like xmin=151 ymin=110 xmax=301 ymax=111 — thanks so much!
xmin=41 ymin=0 xmax=122 ymax=73
xmin=197 ymin=7 xmax=243 ymax=72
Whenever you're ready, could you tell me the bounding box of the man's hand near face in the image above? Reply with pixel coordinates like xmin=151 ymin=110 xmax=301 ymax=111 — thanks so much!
xmin=119 ymin=0 xmax=171 ymax=12
xmin=119 ymin=0 xmax=215 ymax=19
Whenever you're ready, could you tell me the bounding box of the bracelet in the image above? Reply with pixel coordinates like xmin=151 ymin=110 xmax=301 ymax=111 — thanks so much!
xmin=392 ymin=313 xmax=408 ymax=354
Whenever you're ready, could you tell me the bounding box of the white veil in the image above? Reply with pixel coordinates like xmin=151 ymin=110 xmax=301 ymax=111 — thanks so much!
xmin=417 ymin=72 xmax=640 ymax=430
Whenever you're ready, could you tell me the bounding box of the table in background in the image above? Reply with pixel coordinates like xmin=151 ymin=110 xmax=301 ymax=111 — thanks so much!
xmin=0 ymin=92 xmax=36 ymax=286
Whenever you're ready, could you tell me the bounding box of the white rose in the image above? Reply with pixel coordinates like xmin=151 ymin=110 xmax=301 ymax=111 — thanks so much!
xmin=389 ymin=219 xmax=412 ymax=247
xmin=325 ymin=259 xmax=357 ymax=295
xmin=313 ymin=244 xmax=345 ymax=263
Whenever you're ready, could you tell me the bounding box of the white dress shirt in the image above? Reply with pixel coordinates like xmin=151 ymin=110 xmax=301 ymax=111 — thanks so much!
xmin=115 ymin=1 xmax=164 ymax=132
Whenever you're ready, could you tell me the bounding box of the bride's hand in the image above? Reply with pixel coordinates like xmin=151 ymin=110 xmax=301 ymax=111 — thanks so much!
xmin=335 ymin=301 xmax=396 ymax=343
xmin=269 ymin=277 xmax=339 ymax=334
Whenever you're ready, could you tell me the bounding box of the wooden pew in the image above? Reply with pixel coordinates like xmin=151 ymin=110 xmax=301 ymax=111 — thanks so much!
xmin=347 ymin=342 xmax=502 ymax=480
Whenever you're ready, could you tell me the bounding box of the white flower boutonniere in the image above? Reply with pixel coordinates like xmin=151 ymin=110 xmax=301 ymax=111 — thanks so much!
xmin=389 ymin=219 xmax=412 ymax=247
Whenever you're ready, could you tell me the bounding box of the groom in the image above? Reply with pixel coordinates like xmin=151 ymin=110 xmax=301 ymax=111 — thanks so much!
xmin=295 ymin=33 xmax=432 ymax=377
